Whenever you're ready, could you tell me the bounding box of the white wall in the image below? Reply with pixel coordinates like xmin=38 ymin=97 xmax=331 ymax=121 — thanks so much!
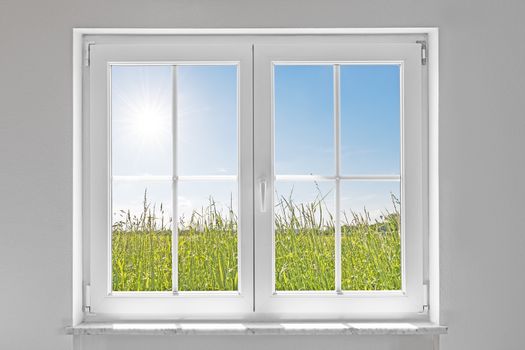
xmin=1 ymin=0 xmax=525 ymax=349
xmin=78 ymin=335 xmax=435 ymax=350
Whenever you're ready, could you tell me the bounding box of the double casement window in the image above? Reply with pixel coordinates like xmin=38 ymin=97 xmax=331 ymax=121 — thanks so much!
xmin=85 ymin=35 xmax=428 ymax=319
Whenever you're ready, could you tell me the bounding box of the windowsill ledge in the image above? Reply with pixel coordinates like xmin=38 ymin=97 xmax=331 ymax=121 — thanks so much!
xmin=66 ymin=322 xmax=447 ymax=336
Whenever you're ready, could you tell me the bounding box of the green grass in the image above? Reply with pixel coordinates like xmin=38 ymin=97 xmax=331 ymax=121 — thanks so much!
xmin=113 ymin=230 xmax=172 ymax=291
xmin=177 ymin=199 xmax=238 ymax=291
xmin=274 ymin=189 xmax=335 ymax=290
xmin=112 ymin=189 xmax=401 ymax=292
xmin=341 ymin=210 xmax=401 ymax=290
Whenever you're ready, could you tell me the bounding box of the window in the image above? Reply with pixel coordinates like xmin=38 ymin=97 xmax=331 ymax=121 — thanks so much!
xmin=88 ymin=44 xmax=253 ymax=315
xmin=254 ymin=43 xmax=423 ymax=314
xmin=85 ymin=36 xmax=428 ymax=319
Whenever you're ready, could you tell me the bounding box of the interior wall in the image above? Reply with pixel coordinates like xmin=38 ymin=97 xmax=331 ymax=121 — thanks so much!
xmin=1 ymin=0 xmax=524 ymax=349
xmin=77 ymin=335 xmax=435 ymax=350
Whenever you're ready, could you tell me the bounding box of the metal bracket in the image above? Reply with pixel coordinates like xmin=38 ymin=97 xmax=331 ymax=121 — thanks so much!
xmin=416 ymin=40 xmax=428 ymax=65
xmin=421 ymin=281 xmax=430 ymax=312
xmin=83 ymin=284 xmax=95 ymax=315
xmin=83 ymin=41 xmax=95 ymax=67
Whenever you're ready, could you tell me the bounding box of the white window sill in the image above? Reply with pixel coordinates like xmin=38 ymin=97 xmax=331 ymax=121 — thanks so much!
xmin=66 ymin=322 xmax=447 ymax=336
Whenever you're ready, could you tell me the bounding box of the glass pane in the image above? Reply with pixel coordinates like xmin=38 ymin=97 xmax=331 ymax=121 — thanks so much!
xmin=177 ymin=65 xmax=238 ymax=176
xmin=274 ymin=181 xmax=335 ymax=291
xmin=177 ymin=181 xmax=238 ymax=291
xmin=340 ymin=181 xmax=401 ymax=291
xmin=340 ymin=65 xmax=400 ymax=175
xmin=111 ymin=65 xmax=173 ymax=176
xmin=274 ymin=65 xmax=334 ymax=175
xmin=112 ymin=181 xmax=172 ymax=291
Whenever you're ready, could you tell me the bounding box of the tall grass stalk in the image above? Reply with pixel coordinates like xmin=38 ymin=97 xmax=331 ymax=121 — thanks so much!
xmin=112 ymin=188 xmax=401 ymax=292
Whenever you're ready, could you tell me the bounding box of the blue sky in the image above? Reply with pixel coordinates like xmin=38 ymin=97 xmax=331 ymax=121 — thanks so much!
xmin=111 ymin=64 xmax=400 ymax=224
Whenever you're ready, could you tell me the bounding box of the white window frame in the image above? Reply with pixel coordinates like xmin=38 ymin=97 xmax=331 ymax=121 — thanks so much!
xmin=88 ymin=43 xmax=254 ymax=317
xmin=75 ymin=29 xmax=438 ymax=322
xmin=254 ymin=43 xmax=423 ymax=316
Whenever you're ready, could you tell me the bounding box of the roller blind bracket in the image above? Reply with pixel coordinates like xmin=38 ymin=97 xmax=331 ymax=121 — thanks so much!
xmin=84 ymin=41 xmax=95 ymax=67
xmin=416 ymin=40 xmax=427 ymax=65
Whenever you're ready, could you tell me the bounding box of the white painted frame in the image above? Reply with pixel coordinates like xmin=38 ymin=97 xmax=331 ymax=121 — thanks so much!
xmin=88 ymin=44 xmax=254 ymax=317
xmin=254 ymin=43 xmax=423 ymax=315
xmin=72 ymin=28 xmax=439 ymax=323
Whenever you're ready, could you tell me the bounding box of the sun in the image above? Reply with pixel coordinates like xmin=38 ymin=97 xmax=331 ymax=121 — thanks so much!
xmin=114 ymin=67 xmax=172 ymax=150
xmin=129 ymin=100 xmax=168 ymax=144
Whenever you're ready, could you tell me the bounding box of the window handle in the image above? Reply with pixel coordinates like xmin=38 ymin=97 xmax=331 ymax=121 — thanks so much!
xmin=259 ymin=179 xmax=267 ymax=212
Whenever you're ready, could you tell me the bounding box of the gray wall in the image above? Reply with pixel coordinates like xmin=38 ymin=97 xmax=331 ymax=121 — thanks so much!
xmin=1 ymin=0 xmax=525 ymax=349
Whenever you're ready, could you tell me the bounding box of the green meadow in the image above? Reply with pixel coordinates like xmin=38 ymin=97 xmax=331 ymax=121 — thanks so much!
xmin=112 ymin=190 xmax=401 ymax=292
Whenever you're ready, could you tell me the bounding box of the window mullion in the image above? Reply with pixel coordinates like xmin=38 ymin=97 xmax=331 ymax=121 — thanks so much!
xmin=171 ymin=65 xmax=179 ymax=294
xmin=334 ymin=64 xmax=342 ymax=294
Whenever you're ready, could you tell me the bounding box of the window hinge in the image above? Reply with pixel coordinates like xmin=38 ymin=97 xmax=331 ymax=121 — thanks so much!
xmin=84 ymin=41 xmax=95 ymax=67
xmin=416 ymin=40 xmax=427 ymax=66
xmin=421 ymin=281 xmax=430 ymax=312
xmin=83 ymin=284 xmax=94 ymax=314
